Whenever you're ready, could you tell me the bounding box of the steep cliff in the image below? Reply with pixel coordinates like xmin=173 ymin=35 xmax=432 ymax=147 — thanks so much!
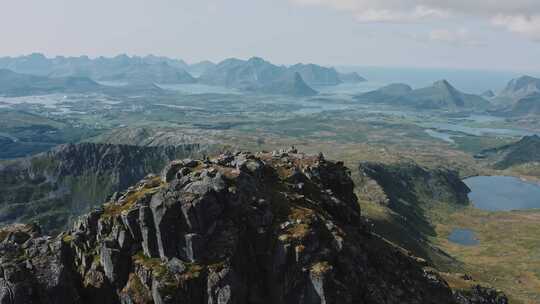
xmin=357 ymin=162 xmax=471 ymax=266
xmin=0 ymin=150 xmax=505 ymax=304
xmin=0 ymin=143 xmax=202 ymax=232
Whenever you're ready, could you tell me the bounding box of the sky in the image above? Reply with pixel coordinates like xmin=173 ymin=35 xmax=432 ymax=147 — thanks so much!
xmin=1 ymin=0 xmax=540 ymax=71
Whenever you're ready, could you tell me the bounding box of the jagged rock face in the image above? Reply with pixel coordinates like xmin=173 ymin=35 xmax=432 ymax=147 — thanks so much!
xmin=0 ymin=143 xmax=202 ymax=232
xmin=0 ymin=151 xmax=497 ymax=304
xmin=454 ymin=285 xmax=508 ymax=304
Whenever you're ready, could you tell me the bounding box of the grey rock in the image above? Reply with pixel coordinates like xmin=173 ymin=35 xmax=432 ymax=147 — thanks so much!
xmin=139 ymin=205 xmax=159 ymax=258
xmin=100 ymin=240 xmax=130 ymax=288
xmin=184 ymin=233 xmax=205 ymax=262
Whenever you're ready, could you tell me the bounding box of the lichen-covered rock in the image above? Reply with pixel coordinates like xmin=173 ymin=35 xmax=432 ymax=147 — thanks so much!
xmin=0 ymin=225 xmax=82 ymax=304
xmin=0 ymin=151 xmax=507 ymax=304
xmin=454 ymin=285 xmax=509 ymax=304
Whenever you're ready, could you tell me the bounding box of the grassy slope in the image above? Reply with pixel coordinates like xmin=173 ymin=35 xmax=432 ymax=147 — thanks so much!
xmin=432 ymin=206 xmax=540 ymax=304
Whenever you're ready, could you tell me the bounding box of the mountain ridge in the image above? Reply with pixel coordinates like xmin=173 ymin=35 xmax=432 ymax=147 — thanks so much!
xmin=0 ymin=149 xmax=507 ymax=304
xmin=0 ymin=142 xmax=203 ymax=232
xmin=355 ymin=80 xmax=491 ymax=111
xmin=475 ymin=135 xmax=540 ymax=170
xmin=496 ymin=75 xmax=540 ymax=106
xmin=198 ymin=57 xmax=319 ymax=96
xmin=0 ymin=68 xmax=102 ymax=96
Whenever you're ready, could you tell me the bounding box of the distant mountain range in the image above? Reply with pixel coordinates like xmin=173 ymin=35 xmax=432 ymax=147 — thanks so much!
xmin=287 ymin=63 xmax=342 ymax=86
xmin=198 ymin=57 xmax=321 ymax=96
xmin=489 ymin=75 xmax=540 ymax=116
xmin=0 ymin=53 xmax=196 ymax=85
xmin=338 ymin=71 xmax=367 ymax=83
xmin=0 ymin=53 xmax=367 ymax=96
xmin=0 ymin=69 xmax=102 ymax=96
xmin=88 ymin=62 xmax=196 ymax=84
xmin=495 ymin=75 xmax=540 ymax=105
xmin=354 ymin=80 xmax=491 ymax=111
xmin=0 ymin=69 xmax=173 ymax=97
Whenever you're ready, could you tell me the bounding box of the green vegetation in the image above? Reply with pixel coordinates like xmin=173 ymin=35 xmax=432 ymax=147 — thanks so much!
xmin=359 ymin=189 xmax=540 ymax=304
xmin=62 ymin=234 xmax=74 ymax=243
xmin=122 ymin=273 xmax=153 ymax=303
xmin=453 ymin=135 xmax=515 ymax=155
xmin=0 ymin=64 xmax=539 ymax=302
xmin=133 ymin=252 xmax=167 ymax=277
xmin=432 ymin=206 xmax=540 ymax=304
xmin=310 ymin=261 xmax=332 ymax=276
xmin=103 ymin=177 xmax=163 ymax=218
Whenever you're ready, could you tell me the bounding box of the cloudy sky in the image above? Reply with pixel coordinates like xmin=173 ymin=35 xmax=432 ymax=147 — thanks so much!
xmin=1 ymin=0 xmax=539 ymax=71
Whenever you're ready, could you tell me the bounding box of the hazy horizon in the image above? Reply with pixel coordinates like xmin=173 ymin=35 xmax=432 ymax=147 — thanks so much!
xmin=2 ymin=0 xmax=540 ymax=72
xmin=2 ymin=52 xmax=539 ymax=76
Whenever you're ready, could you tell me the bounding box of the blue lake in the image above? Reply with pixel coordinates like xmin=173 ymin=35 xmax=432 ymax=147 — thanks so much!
xmin=448 ymin=228 xmax=479 ymax=246
xmin=464 ymin=176 xmax=540 ymax=211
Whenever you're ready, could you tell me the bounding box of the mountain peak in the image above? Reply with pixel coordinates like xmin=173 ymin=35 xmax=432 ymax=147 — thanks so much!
xmin=247 ymin=56 xmax=265 ymax=62
xmin=433 ymin=79 xmax=454 ymax=89
xmin=28 ymin=52 xmax=47 ymax=59
xmin=481 ymin=90 xmax=495 ymax=98
xmin=498 ymin=75 xmax=540 ymax=105
xmin=0 ymin=150 xmax=500 ymax=303
xmin=512 ymin=75 xmax=540 ymax=89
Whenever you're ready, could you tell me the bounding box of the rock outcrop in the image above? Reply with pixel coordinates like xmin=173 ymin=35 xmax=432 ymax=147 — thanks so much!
xmin=454 ymin=285 xmax=508 ymax=304
xmin=0 ymin=151 xmax=504 ymax=303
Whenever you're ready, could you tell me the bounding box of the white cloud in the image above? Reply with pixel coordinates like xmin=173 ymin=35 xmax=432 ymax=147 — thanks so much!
xmin=427 ymin=29 xmax=485 ymax=47
xmin=492 ymin=14 xmax=540 ymax=42
xmin=354 ymin=6 xmax=449 ymax=23
xmin=292 ymin=0 xmax=450 ymax=22
xmin=290 ymin=0 xmax=540 ymax=41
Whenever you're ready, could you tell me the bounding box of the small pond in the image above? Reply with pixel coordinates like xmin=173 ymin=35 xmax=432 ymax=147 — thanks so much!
xmin=448 ymin=228 xmax=479 ymax=246
xmin=464 ymin=176 xmax=540 ymax=211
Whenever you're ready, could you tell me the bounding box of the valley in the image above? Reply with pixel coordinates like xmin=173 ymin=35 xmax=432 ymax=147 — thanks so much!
xmin=1 ymin=54 xmax=540 ymax=303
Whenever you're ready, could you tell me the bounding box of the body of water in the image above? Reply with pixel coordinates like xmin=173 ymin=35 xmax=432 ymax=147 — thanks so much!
xmin=423 ymin=122 xmax=538 ymax=138
xmin=448 ymin=228 xmax=479 ymax=246
xmin=464 ymin=176 xmax=540 ymax=211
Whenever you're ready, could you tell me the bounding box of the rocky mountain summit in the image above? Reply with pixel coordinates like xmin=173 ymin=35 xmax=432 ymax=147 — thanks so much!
xmin=0 ymin=150 xmax=507 ymax=303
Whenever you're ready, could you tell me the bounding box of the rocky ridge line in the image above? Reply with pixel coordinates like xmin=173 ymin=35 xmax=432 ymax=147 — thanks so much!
xmin=0 ymin=149 xmax=507 ymax=303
